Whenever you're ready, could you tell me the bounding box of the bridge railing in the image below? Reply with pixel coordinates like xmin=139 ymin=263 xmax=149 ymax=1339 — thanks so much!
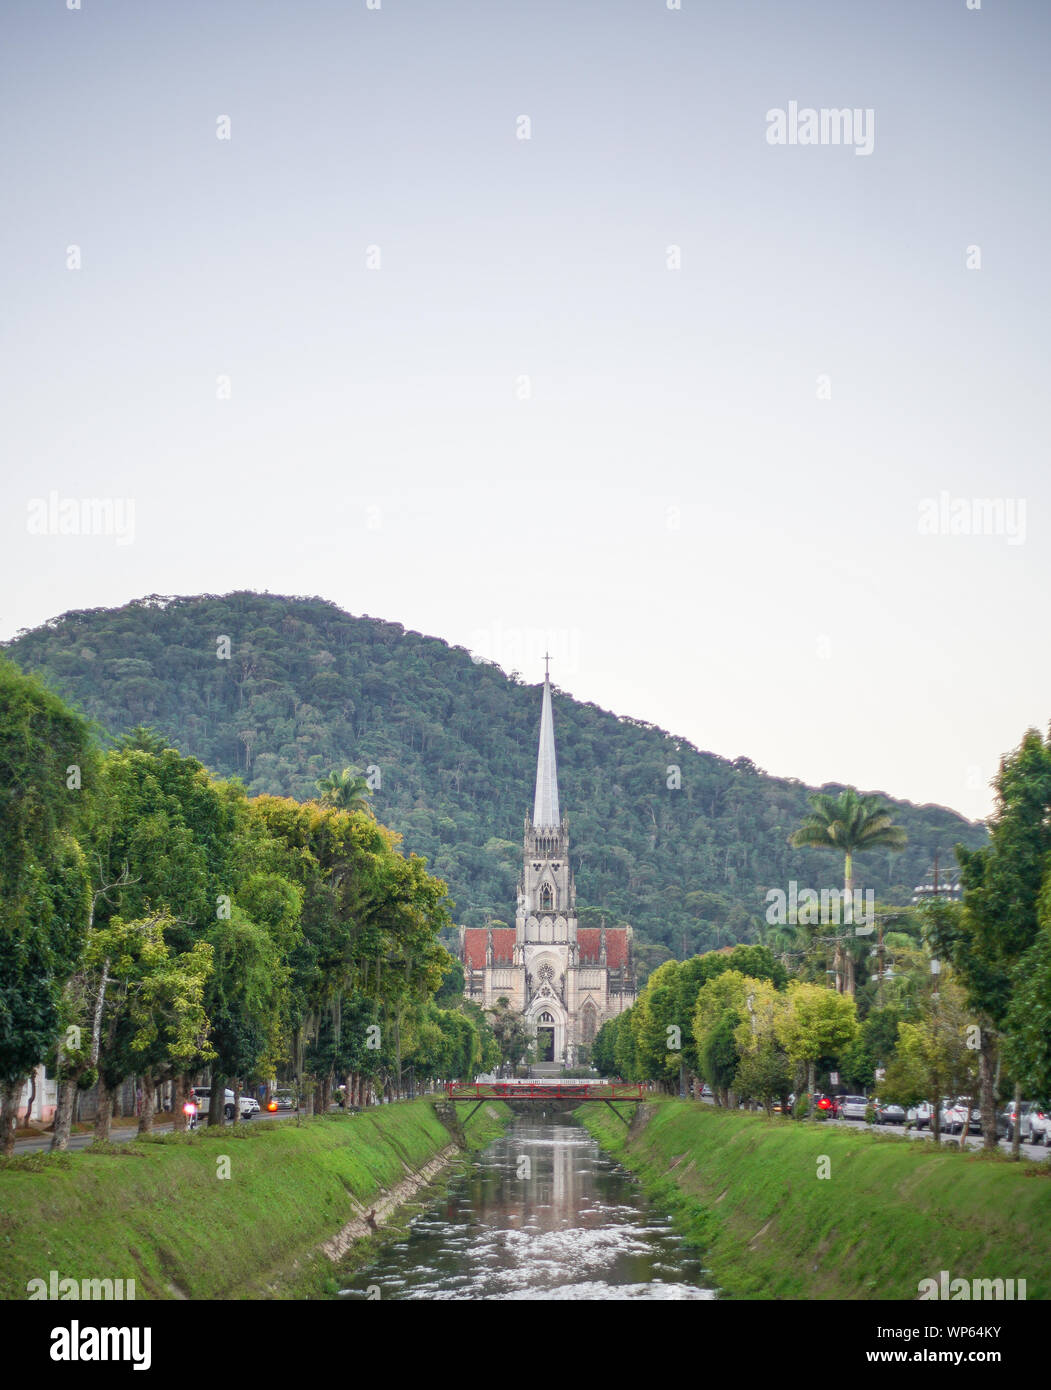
xmin=444 ymin=1081 xmax=644 ymax=1102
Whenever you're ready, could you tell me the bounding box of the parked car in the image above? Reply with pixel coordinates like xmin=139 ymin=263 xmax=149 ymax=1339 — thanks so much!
xmin=1029 ymin=1104 xmax=1051 ymax=1145
xmin=839 ymin=1095 xmax=871 ymax=1121
xmin=271 ymin=1089 xmax=296 ymax=1110
xmin=999 ymin=1100 xmax=1043 ymax=1143
xmin=872 ymin=1098 xmax=906 ymax=1125
xmin=944 ymin=1098 xmax=985 ymax=1135
xmin=240 ymin=1095 xmax=260 ymax=1116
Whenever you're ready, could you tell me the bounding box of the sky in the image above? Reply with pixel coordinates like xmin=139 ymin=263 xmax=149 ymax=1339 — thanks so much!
xmin=2 ymin=0 xmax=1048 ymax=825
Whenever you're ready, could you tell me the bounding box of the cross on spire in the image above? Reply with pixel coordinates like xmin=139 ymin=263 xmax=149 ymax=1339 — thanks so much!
xmin=544 ymin=651 xmax=551 ymax=681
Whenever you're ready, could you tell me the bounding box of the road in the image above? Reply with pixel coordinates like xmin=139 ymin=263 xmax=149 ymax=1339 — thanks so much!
xmin=697 ymin=1093 xmax=1051 ymax=1159
xmin=11 ymin=1094 xmax=439 ymax=1154
xmin=829 ymin=1114 xmax=1051 ymax=1159
xmin=13 ymin=1106 xmax=311 ymax=1154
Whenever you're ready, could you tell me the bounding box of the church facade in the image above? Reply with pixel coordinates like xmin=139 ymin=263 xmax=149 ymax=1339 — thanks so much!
xmin=460 ymin=669 xmax=636 ymax=1066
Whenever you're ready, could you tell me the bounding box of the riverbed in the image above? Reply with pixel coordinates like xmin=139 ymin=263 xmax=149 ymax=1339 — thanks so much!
xmin=339 ymin=1113 xmax=714 ymax=1300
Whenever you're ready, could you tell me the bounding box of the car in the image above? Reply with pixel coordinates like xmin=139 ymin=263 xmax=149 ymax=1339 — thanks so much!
xmin=271 ymin=1090 xmax=296 ymax=1110
xmin=945 ymin=1098 xmax=986 ymax=1135
xmin=944 ymin=1098 xmax=970 ymax=1134
xmin=1016 ymin=1102 xmax=1051 ymax=1145
xmin=839 ymin=1095 xmax=871 ymax=1121
xmin=189 ymin=1087 xmax=256 ymax=1122
xmin=872 ymin=1098 xmax=906 ymax=1125
xmin=1029 ymin=1104 xmax=1051 ymax=1146
xmin=999 ymin=1100 xmax=1045 ymax=1143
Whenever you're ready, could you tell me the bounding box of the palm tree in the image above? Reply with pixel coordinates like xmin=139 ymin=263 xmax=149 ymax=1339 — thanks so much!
xmin=314 ymin=766 xmax=374 ymax=816
xmin=790 ymin=788 xmax=907 ymax=995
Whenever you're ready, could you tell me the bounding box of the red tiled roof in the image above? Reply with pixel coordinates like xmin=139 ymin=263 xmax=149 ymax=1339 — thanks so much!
xmin=462 ymin=928 xmax=515 ymax=969
xmin=578 ymin=928 xmax=629 ymax=969
xmin=465 ymin=927 xmax=629 ymax=970
xmin=578 ymin=928 xmax=600 ymax=963
xmin=606 ymin=929 xmax=629 ymax=969
xmin=492 ymin=929 xmax=515 ymax=963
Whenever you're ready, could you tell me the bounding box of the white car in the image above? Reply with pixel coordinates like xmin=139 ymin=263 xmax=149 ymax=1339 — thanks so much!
xmin=189 ymin=1087 xmax=257 ymax=1122
xmin=839 ymin=1095 xmax=871 ymax=1121
xmin=1026 ymin=1103 xmax=1049 ymax=1145
xmin=906 ymin=1101 xmax=933 ymax=1129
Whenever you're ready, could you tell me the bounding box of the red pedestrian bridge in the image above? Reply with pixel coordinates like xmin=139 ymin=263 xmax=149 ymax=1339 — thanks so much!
xmin=443 ymin=1080 xmax=645 ymax=1123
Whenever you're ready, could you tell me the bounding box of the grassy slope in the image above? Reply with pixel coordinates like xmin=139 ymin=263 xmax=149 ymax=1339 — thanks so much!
xmin=0 ymin=1101 xmax=509 ymax=1301
xmin=580 ymin=1100 xmax=1051 ymax=1300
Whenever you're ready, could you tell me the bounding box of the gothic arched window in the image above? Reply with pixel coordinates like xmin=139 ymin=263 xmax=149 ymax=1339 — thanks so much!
xmin=539 ymin=884 xmax=553 ymax=910
xmin=581 ymin=1001 xmax=598 ymax=1045
xmin=538 ymin=1012 xmax=554 ymax=1025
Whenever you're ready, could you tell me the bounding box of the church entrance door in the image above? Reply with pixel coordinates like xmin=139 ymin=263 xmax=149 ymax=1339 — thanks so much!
xmin=536 ymin=1011 xmax=556 ymax=1063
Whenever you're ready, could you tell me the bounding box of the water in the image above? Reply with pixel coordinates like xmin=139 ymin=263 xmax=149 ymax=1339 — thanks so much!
xmin=339 ymin=1114 xmax=714 ymax=1300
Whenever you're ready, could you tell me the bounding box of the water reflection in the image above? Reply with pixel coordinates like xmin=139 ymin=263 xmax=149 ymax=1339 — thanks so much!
xmin=340 ymin=1115 xmax=714 ymax=1300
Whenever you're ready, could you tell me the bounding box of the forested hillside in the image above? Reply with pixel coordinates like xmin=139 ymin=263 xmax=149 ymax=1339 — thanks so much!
xmin=3 ymin=592 xmax=988 ymax=974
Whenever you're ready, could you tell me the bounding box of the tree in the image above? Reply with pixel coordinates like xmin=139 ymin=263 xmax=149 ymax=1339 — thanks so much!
xmin=928 ymin=729 xmax=1051 ymax=1151
xmin=631 ymin=960 xmax=682 ymax=1090
xmin=775 ymin=981 xmax=859 ymax=1115
xmin=0 ymin=659 xmax=94 ymax=1154
xmin=880 ymin=970 xmax=977 ymax=1144
xmin=734 ymin=1044 xmax=792 ymax=1116
xmin=693 ymin=971 xmax=752 ymax=1105
xmin=486 ymin=997 xmax=533 ymax=1073
xmin=314 ymin=767 xmax=374 ymax=816
xmin=613 ymin=1006 xmax=637 ymax=1080
xmin=204 ymin=910 xmax=286 ymax=1126
xmin=87 ymin=914 xmax=215 ymax=1140
xmin=732 ymin=977 xmax=791 ymax=1115
xmin=790 ymin=789 xmax=907 ymax=995
xmin=1001 ymin=886 xmax=1051 ymax=1102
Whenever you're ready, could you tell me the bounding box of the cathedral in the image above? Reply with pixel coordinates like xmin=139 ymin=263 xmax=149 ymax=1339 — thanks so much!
xmin=460 ymin=666 xmax=637 ymax=1067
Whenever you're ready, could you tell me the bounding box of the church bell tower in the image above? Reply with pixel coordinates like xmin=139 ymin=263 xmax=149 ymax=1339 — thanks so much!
xmin=515 ymin=659 xmax=578 ymax=967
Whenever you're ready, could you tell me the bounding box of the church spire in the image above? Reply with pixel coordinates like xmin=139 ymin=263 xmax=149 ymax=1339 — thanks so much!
xmin=532 ymin=658 xmax=560 ymax=827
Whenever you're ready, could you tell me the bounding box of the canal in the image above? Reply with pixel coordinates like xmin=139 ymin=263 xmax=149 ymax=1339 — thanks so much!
xmin=340 ymin=1113 xmax=714 ymax=1300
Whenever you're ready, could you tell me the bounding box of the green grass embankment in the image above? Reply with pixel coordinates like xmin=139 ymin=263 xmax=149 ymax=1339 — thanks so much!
xmin=0 ymin=1100 xmax=510 ymax=1301
xmin=579 ymin=1099 xmax=1051 ymax=1300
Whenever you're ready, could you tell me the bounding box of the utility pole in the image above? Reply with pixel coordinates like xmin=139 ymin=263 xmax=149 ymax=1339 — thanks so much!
xmin=877 ymin=918 xmax=885 ymax=1011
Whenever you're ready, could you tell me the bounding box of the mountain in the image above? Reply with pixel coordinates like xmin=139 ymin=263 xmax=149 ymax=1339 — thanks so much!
xmin=2 ymin=591 xmax=988 ymax=975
